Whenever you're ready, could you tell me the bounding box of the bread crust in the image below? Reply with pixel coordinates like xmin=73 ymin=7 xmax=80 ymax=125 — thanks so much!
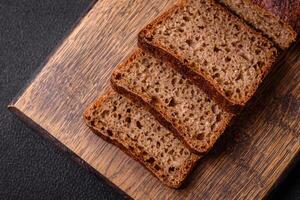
xmin=252 ymin=0 xmax=300 ymax=34
xmin=218 ymin=0 xmax=298 ymax=48
xmin=111 ymin=49 xmax=235 ymax=154
xmin=138 ymin=0 xmax=278 ymax=112
xmin=83 ymin=89 xmax=200 ymax=188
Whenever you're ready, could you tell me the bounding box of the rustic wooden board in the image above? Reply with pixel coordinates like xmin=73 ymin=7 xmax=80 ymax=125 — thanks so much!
xmin=8 ymin=0 xmax=300 ymax=199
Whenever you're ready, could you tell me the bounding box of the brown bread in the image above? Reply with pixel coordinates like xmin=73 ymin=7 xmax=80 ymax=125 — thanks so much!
xmin=138 ymin=0 xmax=278 ymax=111
xmin=111 ymin=49 xmax=234 ymax=154
xmin=219 ymin=0 xmax=299 ymax=49
xmin=84 ymin=90 xmax=200 ymax=188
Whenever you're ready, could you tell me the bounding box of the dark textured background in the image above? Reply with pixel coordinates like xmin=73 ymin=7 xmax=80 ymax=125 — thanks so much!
xmin=0 ymin=1 xmax=299 ymax=199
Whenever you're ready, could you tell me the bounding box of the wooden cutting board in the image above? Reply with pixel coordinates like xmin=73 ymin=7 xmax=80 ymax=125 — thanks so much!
xmin=8 ymin=0 xmax=300 ymax=199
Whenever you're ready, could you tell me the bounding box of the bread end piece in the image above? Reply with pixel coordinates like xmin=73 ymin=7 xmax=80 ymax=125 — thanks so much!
xmin=219 ymin=0 xmax=298 ymax=49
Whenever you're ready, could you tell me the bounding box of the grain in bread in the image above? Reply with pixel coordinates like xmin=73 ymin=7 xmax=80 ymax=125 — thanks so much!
xmin=139 ymin=0 xmax=278 ymax=110
xmin=84 ymin=90 xmax=200 ymax=188
xmin=219 ymin=0 xmax=298 ymax=49
xmin=111 ymin=49 xmax=234 ymax=154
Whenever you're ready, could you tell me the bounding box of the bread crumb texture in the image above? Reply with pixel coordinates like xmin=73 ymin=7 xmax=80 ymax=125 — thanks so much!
xmin=112 ymin=50 xmax=233 ymax=153
xmin=219 ymin=0 xmax=297 ymax=49
xmin=142 ymin=0 xmax=278 ymax=105
xmin=84 ymin=91 xmax=199 ymax=188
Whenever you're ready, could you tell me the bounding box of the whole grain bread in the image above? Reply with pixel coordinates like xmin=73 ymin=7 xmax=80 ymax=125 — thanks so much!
xmin=138 ymin=0 xmax=278 ymax=111
xmin=111 ymin=49 xmax=234 ymax=154
xmin=219 ymin=0 xmax=299 ymax=49
xmin=84 ymin=90 xmax=200 ymax=188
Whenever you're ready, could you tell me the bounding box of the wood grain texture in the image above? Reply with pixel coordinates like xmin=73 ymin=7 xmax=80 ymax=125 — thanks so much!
xmin=8 ymin=0 xmax=300 ymax=199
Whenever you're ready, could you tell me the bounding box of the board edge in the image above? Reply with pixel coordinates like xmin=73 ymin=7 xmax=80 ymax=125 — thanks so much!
xmin=8 ymin=0 xmax=98 ymax=106
xmin=264 ymin=147 xmax=300 ymax=199
xmin=7 ymin=104 xmax=133 ymax=200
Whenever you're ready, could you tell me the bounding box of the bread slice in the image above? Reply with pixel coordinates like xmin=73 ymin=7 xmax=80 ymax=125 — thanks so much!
xmin=111 ymin=49 xmax=234 ymax=154
xmin=219 ymin=0 xmax=298 ymax=49
xmin=138 ymin=0 xmax=278 ymax=111
xmin=84 ymin=90 xmax=200 ymax=188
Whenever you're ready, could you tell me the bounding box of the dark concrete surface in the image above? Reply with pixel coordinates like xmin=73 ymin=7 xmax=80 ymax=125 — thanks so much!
xmin=0 ymin=0 xmax=299 ymax=199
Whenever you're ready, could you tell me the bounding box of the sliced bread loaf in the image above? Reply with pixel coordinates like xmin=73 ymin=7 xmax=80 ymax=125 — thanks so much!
xmin=111 ymin=49 xmax=234 ymax=154
xmin=219 ymin=0 xmax=299 ymax=49
xmin=139 ymin=0 xmax=278 ymax=111
xmin=84 ymin=90 xmax=200 ymax=188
